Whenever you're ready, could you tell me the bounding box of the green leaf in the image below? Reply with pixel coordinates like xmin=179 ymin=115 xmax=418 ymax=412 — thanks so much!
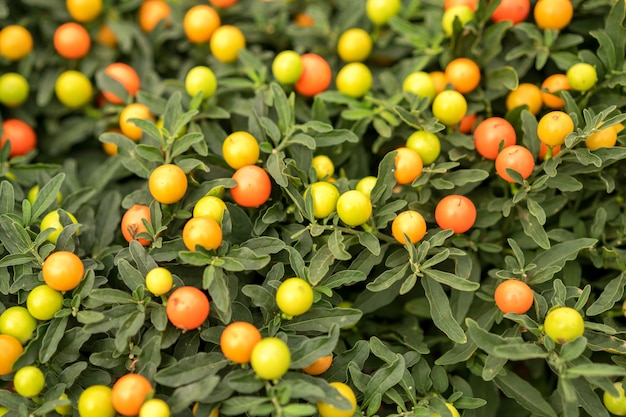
xmin=155 ymin=352 xmax=228 ymax=387
xmin=272 ymin=82 xmax=294 ymax=136
xmin=586 ymin=272 xmax=626 ymax=316
xmin=328 ymin=230 xmax=351 ymax=261
xmin=423 ymin=269 xmax=480 ymax=292
xmin=366 ymin=264 xmax=410 ymax=292
xmin=517 ymin=206 xmax=550 ymax=250
xmin=282 ymin=307 xmax=362 ymax=333
xmin=266 ymin=151 xmax=289 ymax=188
xmin=171 ymin=132 xmax=206 ymax=158
xmin=203 ymin=265 xmax=231 ymax=324
xmin=422 ymin=276 xmax=466 ymax=344
xmin=39 ymin=316 xmax=69 ymax=363
xmin=559 ymin=336 xmax=588 ymax=362
xmin=493 ymin=370 xmax=558 ymax=417
xmin=116 ymin=258 xmax=146 ymax=292
xmin=220 ymin=396 xmax=272 ymax=416
xmin=289 ymin=325 xmax=339 ymax=368
xmin=528 ymin=238 xmax=597 ymax=284
xmin=87 ymin=289 xmax=134 ymax=305
xmin=363 ymin=354 xmax=405 ymax=408
xmin=313 ymin=129 xmax=359 ymax=147
xmin=115 ymin=310 xmax=145 ymax=352
xmin=565 ymin=364 xmax=626 ymax=378
xmin=318 ymin=270 xmax=367 ymax=290
xmin=30 ymin=173 xmax=64 ymax=222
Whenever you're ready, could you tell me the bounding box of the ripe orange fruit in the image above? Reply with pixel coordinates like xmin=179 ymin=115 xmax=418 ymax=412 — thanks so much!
xmin=182 ymin=216 xmax=223 ymax=251
xmin=42 ymin=251 xmax=85 ymax=292
xmin=506 ymin=83 xmax=542 ymax=115
xmin=149 ymin=164 xmax=188 ymax=205
xmin=445 ymin=57 xmax=481 ymax=94
xmin=66 ymin=0 xmax=103 ymax=22
xmin=103 ymin=63 xmax=141 ymax=105
xmin=119 ymin=103 xmax=153 ymax=141
xmin=302 ymin=355 xmax=333 ymax=375
xmin=220 ymin=321 xmax=262 ymax=364
xmin=0 ymin=25 xmax=33 ymax=61
xmin=111 ymin=374 xmax=153 ymax=417
xmin=541 ymin=74 xmax=570 ymax=109
xmin=534 ymin=0 xmax=573 ymax=30
xmin=166 ymin=286 xmax=210 ymax=330
xmin=183 ymin=5 xmax=221 ymax=43
xmin=294 ymin=54 xmax=332 ymax=97
xmin=53 ymin=22 xmax=91 ymax=59
xmin=138 ymin=0 xmax=172 ymax=33
xmin=494 ymin=280 xmax=534 ymax=314
xmin=0 ymin=334 xmax=24 ymax=375
xmin=96 ymin=24 xmax=118 ymax=48
xmin=121 ymin=204 xmax=152 ymax=246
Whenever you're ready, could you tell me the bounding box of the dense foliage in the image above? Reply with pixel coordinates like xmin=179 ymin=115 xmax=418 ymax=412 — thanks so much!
xmin=1 ymin=0 xmax=626 ymax=416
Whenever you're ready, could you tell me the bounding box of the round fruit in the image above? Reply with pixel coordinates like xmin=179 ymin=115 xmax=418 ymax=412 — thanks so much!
xmin=183 ymin=5 xmax=221 ymax=43
xmin=302 ymin=355 xmax=333 ymax=376
xmin=185 ymin=66 xmax=218 ymax=100
xmin=276 ymin=277 xmax=314 ymax=316
xmin=445 ymin=0 xmax=477 ymax=11
xmin=220 ymin=321 xmax=262 ymax=364
xmin=40 ymin=209 xmax=79 ymax=244
xmin=391 ymin=210 xmax=427 ymax=244
xmin=337 ymin=28 xmax=372 ymax=62
xmin=336 ymin=62 xmax=373 ymax=98
xmin=193 ymin=196 xmax=228 ymax=224
xmin=506 ymin=83 xmax=542 ymax=115
xmin=230 ymin=165 xmax=272 ymax=208
xmin=120 ymin=103 xmax=153 ymax=140
xmin=250 ymin=337 xmax=291 ymax=380
xmin=442 ymin=5 xmax=474 ymax=37
xmin=0 ymin=25 xmax=33 ymax=61
xmin=317 ymin=382 xmax=358 ymax=417
xmin=537 ymin=111 xmax=574 ymax=146
xmin=103 ymin=63 xmax=141 ymax=104
xmin=67 ymin=0 xmax=103 ymax=22
xmin=495 ymin=145 xmax=535 ymax=183
xmin=145 ymin=267 xmax=174 ymax=296
xmin=139 ymin=398 xmax=171 ymax=417
xmin=53 ymin=22 xmax=91 ymax=59
xmin=27 ymin=285 xmax=64 ymax=321
xmin=356 ymin=176 xmax=377 ymax=197
xmin=111 ymin=373 xmax=153 ymax=417
xmin=394 ymin=147 xmax=423 ymax=185
xmin=312 ymin=155 xmax=335 ymax=180
xmin=13 ymin=366 xmax=45 ymax=397
xmin=210 ymin=25 xmax=246 ymax=64
xmin=305 ymin=181 xmax=340 ymax=219
xmin=149 ymin=164 xmax=188 ymax=205
xmin=603 ymin=382 xmax=626 ymax=416
xmin=42 ymin=251 xmax=84 ymax=292
xmin=210 ymin=0 xmax=238 ymax=7
xmin=0 ymin=306 xmax=37 ymax=344
xmin=121 ymin=204 xmax=152 ymax=246
xmin=567 ymin=63 xmax=597 ymax=92
xmin=458 ymin=113 xmax=478 ymax=133
xmin=491 ymin=0 xmax=530 ymax=24
xmin=0 ymin=119 xmax=37 ymax=157
xmin=96 ymin=24 xmax=118 ymax=47
xmin=55 ymin=392 xmax=73 ymax=415
xmin=138 ymin=0 xmax=172 ymax=33
xmin=78 ymin=385 xmax=115 ymax=417
xmin=430 ymin=71 xmax=448 ymax=94
xmin=166 ymin=286 xmax=210 ymax=330
xmin=55 ymin=70 xmax=93 ymax=109
xmin=0 ymin=334 xmax=23 ymax=375
xmin=403 ymin=71 xmax=437 ymax=103
xmin=473 ymin=117 xmax=517 ymax=160
xmin=0 ymin=72 xmax=29 ymax=107
xmin=336 ymin=190 xmax=373 ymax=227
xmin=435 ymin=195 xmax=477 ymax=234
xmin=586 ymin=125 xmax=618 ymax=150
xmin=222 ymin=131 xmax=260 ymax=169
xmin=533 ymin=0 xmax=573 ymax=30
xmin=272 ymin=51 xmax=303 ymax=84
xmin=182 ymin=216 xmax=223 ymax=251
xmin=445 ymin=57 xmax=481 ymax=94
xmin=541 ymin=74 xmax=570 ymax=109
xmin=294 ymin=54 xmax=332 ymax=97
xmin=366 ymin=0 xmax=401 ymax=25
xmin=432 ymin=90 xmax=467 ymax=126
xmin=494 ymin=280 xmax=534 ymax=314
xmin=543 ymin=306 xmax=584 ymax=344
xmin=27 ymin=185 xmax=63 ymax=206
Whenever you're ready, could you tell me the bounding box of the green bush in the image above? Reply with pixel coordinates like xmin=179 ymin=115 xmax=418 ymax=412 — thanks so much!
xmin=1 ymin=0 xmax=626 ymax=416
